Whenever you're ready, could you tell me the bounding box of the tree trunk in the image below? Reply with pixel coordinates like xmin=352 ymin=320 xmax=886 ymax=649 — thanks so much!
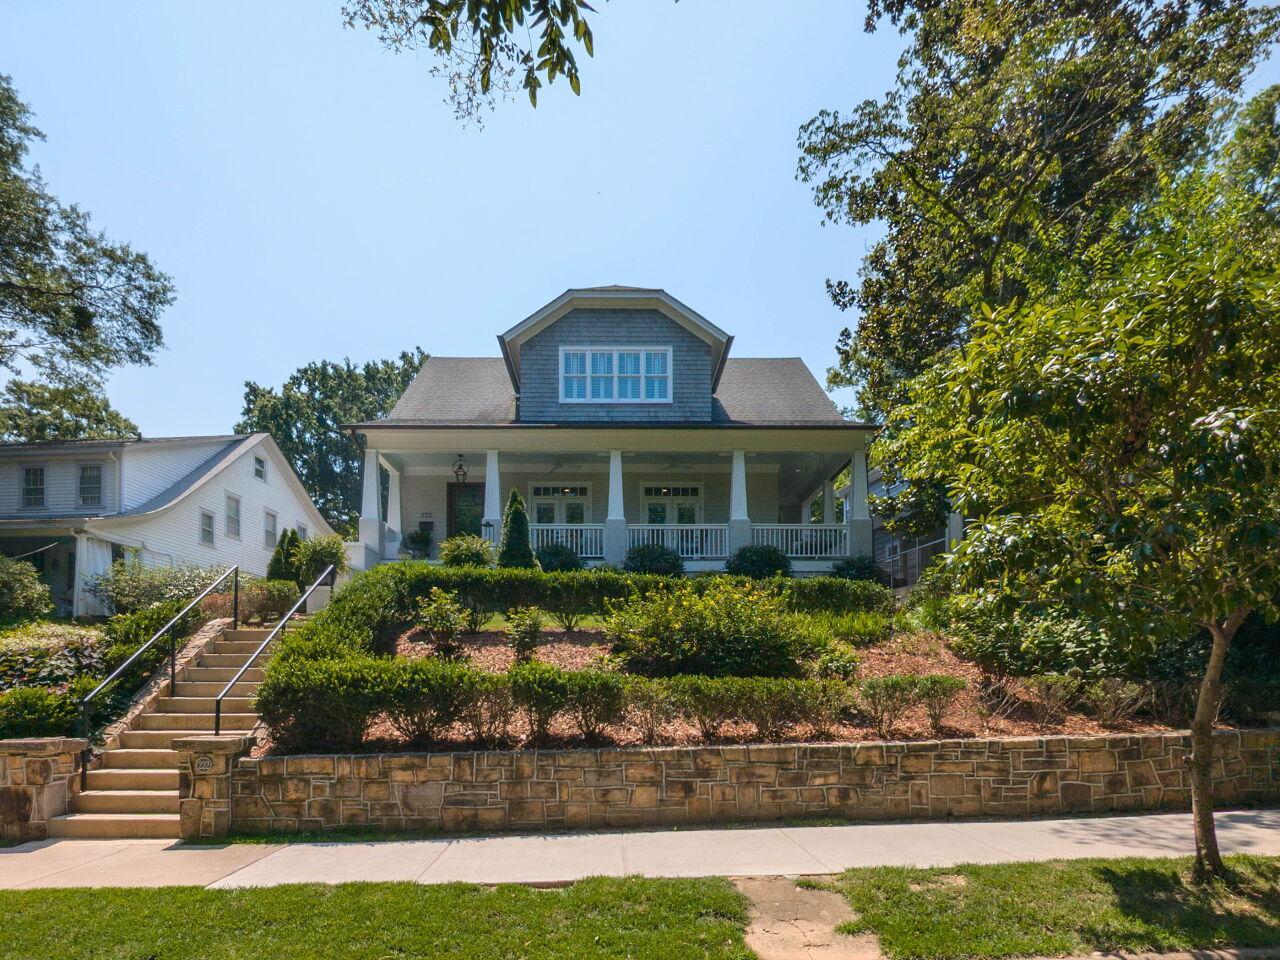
xmin=1187 ymin=613 xmax=1245 ymax=884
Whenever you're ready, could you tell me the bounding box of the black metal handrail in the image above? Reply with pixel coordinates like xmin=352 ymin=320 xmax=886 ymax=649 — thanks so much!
xmin=213 ymin=564 xmax=334 ymax=735
xmin=78 ymin=564 xmax=241 ymax=787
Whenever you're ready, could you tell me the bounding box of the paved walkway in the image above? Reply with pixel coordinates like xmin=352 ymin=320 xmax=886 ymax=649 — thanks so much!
xmin=2 ymin=809 xmax=1277 ymax=890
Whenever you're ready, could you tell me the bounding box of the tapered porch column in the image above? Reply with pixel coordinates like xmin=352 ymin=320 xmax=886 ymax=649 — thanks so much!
xmin=847 ymin=449 xmax=873 ymax=556
xmin=384 ymin=458 xmax=402 ymax=556
xmin=483 ymin=450 xmax=502 ymax=544
xmin=728 ymin=449 xmax=752 ymax=554
xmin=358 ymin=447 xmax=385 ymax=558
xmin=603 ymin=449 xmax=628 ymax=566
xmin=822 ymin=478 xmax=836 ymax=524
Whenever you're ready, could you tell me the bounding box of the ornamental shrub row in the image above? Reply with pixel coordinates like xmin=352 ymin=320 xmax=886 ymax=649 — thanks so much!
xmin=273 ymin=560 xmax=896 ymax=663
xmin=256 ymin=655 xmax=968 ymax=753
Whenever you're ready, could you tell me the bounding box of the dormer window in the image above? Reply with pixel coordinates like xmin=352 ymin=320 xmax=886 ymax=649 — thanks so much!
xmin=560 ymin=347 xmax=671 ymax=404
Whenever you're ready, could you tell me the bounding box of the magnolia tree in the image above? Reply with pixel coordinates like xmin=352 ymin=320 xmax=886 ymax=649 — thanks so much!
xmin=875 ymin=170 xmax=1280 ymax=881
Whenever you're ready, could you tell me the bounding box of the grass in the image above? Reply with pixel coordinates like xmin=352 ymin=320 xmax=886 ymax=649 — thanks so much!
xmin=822 ymin=854 xmax=1280 ymax=959
xmin=0 ymin=876 xmax=752 ymax=960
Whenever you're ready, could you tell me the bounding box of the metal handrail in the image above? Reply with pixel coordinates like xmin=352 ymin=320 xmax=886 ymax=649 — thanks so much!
xmin=78 ymin=564 xmax=241 ymax=787
xmin=213 ymin=564 xmax=334 ymax=735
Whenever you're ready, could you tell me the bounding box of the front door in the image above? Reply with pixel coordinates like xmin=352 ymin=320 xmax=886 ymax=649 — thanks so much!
xmin=447 ymin=483 xmax=485 ymax=538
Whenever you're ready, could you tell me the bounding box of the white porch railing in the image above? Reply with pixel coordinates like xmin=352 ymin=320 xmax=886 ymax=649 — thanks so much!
xmin=751 ymin=524 xmax=849 ymax=558
xmin=628 ymin=524 xmax=729 ymax=559
xmin=529 ymin=524 xmax=605 ymax=559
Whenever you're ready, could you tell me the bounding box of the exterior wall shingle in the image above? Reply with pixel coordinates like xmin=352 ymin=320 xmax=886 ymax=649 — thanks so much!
xmin=518 ymin=309 xmax=713 ymax=422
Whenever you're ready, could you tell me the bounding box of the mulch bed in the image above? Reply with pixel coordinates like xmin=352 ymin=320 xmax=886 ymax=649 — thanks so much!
xmin=327 ymin=625 xmax=1184 ymax=755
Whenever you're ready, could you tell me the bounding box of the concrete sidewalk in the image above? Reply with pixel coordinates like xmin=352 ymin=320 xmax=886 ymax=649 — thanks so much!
xmin=1 ymin=809 xmax=1277 ymax=890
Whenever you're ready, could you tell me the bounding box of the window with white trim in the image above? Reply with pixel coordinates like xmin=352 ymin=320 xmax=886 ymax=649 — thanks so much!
xmin=297 ymin=524 xmax=308 ymax=540
xmin=560 ymin=347 xmax=672 ymax=403
xmin=78 ymin=464 xmax=103 ymax=507
xmin=225 ymin=494 xmax=241 ymax=538
xmin=21 ymin=467 xmax=44 ymax=509
xmin=199 ymin=509 xmax=216 ymax=546
xmin=529 ymin=484 xmax=591 ymax=525
xmin=264 ymin=509 xmax=278 ymax=548
xmin=642 ymin=484 xmax=702 ymax=525
xmin=254 ymin=456 xmax=267 ymax=481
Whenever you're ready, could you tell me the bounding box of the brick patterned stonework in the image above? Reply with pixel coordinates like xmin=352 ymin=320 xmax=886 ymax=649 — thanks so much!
xmin=176 ymin=729 xmax=1280 ymax=839
xmin=0 ymin=737 xmax=86 ymax=842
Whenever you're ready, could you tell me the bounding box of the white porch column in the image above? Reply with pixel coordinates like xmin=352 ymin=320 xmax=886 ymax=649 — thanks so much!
xmin=822 ymin=479 xmax=836 ymax=525
xmin=358 ymin=447 xmax=385 ymax=559
xmin=728 ymin=449 xmax=752 ymax=554
xmin=847 ymin=449 xmax=873 ymax=556
xmin=603 ymin=449 xmax=628 ymax=565
xmin=384 ymin=458 xmax=402 ymax=556
xmin=946 ymin=509 xmax=965 ymax=549
xmin=73 ymin=534 xmax=112 ymax=617
xmin=483 ymin=449 xmax=502 ymax=544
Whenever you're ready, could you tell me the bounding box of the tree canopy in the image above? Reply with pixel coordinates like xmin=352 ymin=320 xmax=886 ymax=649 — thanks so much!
xmin=343 ymin=0 xmax=600 ymax=121
xmin=0 ymin=74 xmax=167 ymax=439
xmin=798 ymin=0 xmax=1280 ymax=419
xmin=235 ymin=351 xmax=426 ymax=535
xmin=875 ymin=153 xmax=1280 ymax=878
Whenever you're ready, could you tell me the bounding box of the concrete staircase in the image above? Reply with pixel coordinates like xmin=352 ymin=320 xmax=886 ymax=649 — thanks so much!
xmin=49 ymin=628 xmax=272 ymax=839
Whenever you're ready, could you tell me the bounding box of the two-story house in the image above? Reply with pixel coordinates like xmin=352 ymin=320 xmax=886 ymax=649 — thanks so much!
xmin=0 ymin=434 xmax=332 ymax=616
xmin=347 ymin=287 xmax=878 ymax=573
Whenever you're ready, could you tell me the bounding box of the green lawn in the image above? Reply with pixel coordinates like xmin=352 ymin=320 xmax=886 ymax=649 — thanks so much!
xmin=0 ymin=877 xmax=751 ymax=960
xmin=822 ymin=855 xmax=1280 ymax=959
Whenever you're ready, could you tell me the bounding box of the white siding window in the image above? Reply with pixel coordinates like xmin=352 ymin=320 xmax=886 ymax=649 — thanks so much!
xmin=199 ymin=509 xmax=216 ymax=547
xmin=78 ymin=464 xmax=103 ymax=507
xmin=264 ymin=509 xmax=278 ymax=548
xmin=22 ymin=467 xmax=44 ymax=508
xmin=225 ymin=494 xmax=241 ymax=538
xmin=561 ymin=347 xmax=671 ymax=404
xmin=297 ymin=524 xmax=308 ymax=540
xmin=254 ymin=456 xmax=267 ymax=481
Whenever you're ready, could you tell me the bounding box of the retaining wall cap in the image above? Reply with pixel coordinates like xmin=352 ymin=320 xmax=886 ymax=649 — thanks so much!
xmin=172 ymin=735 xmax=256 ymax=754
xmin=0 ymin=737 xmax=88 ymax=755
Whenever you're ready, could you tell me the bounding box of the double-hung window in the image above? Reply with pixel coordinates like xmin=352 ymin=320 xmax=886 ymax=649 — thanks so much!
xmin=264 ymin=510 xmax=278 ymax=548
xmin=78 ymin=464 xmax=103 ymax=507
xmin=21 ymin=467 xmax=44 ymax=509
xmin=200 ymin=510 xmax=216 ymax=547
xmin=225 ymin=494 xmax=241 ymax=538
xmin=561 ymin=347 xmax=671 ymax=403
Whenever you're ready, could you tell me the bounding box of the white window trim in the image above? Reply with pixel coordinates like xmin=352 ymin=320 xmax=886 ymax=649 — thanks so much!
xmin=199 ymin=509 xmax=216 ymax=547
xmin=225 ymin=493 xmax=241 ymax=539
xmin=297 ymin=524 xmax=308 ymax=541
xmin=528 ymin=481 xmax=593 ymax=525
xmin=640 ymin=481 xmax=703 ymax=525
xmin=20 ymin=464 xmax=45 ymax=510
xmin=558 ymin=345 xmax=673 ymax=404
xmin=264 ymin=509 xmax=278 ymax=548
xmin=253 ymin=455 xmax=268 ymax=482
xmin=77 ymin=463 xmax=104 ymax=508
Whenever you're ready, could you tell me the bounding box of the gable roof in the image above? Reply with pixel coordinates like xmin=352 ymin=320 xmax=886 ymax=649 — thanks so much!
xmin=365 ymin=356 xmax=847 ymax=428
xmin=497 ymin=288 xmax=734 ymax=392
xmin=0 ymin=435 xmax=250 ymax=457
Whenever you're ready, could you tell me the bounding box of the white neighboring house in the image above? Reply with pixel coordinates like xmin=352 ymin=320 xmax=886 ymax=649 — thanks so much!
xmin=0 ymin=434 xmax=333 ymax=617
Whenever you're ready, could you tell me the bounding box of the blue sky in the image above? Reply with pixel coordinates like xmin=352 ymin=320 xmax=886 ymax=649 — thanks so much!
xmin=4 ymin=3 xmax=1278 ymax=436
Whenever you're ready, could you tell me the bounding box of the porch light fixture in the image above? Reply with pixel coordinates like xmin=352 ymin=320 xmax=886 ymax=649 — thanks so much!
xmin=452 ymin=454 xmax=468 ymax=483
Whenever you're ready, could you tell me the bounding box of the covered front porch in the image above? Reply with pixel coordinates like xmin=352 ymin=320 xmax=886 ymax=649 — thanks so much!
xmin=348 ymin=426 xmax=873 ymax=573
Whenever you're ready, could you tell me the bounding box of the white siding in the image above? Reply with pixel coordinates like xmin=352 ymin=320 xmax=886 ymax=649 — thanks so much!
xmin=118 ymin=441 xmax=226 ymax=510
xmin=0 ymin=456 xmax=119 ymax=516
xmin=97 ymin=443 xmax=324 ymax=578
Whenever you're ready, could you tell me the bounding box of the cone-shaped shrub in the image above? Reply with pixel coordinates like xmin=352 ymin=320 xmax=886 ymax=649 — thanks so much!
xmin=497 ymin=489 xmax=540 ymax=569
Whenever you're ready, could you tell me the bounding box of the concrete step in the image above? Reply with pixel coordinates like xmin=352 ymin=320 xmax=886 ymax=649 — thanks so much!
xmin=86 ymin=768 xmax=179 ymax=790
xmin=183 ymin=666 xmax=265 ymax=683
xmin=135 ymin=712 xmax=257 ymax=732
xmin=47 ymin=813 xmax=180 ymax=839
xmin=101 ymin=748 xmax=179 ymax=769
xmin=222 ymin=628 xmax=275 ymax=642
xmin=73 ymin=790 xmax=178 ymax=814
xmin=197 ymin=652 xmax=264 ymax=669
xmin=120 ymin=729 xmax=214 ymax=749
xmin=172 ymin=680 xmax=258 ymax=698
xmin=203 ymin=639 xmax=275 ymax=655
xmin=156 ymin=696 xmax=255 ymax=714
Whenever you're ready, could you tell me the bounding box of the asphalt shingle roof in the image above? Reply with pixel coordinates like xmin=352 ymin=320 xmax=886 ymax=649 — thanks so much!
xmin=375 ymin=356 xmax=847 ymax=427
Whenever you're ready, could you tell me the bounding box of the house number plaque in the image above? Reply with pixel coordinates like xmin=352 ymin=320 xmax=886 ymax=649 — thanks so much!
xmin=194 ymin=756 xmax=214 ymax=774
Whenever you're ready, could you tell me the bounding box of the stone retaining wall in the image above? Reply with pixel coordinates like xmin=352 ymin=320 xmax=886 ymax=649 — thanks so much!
xmin=177 ymin=729 xmax=1280 ymax=839
xmin=0 ymin=738 xmax=86 ymax=842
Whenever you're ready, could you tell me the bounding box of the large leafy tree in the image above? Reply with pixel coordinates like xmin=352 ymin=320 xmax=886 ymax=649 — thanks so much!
xmin=798 ymin=0 xmax=1279 ymax=420
xmin=876 ymin=163 xmax=1280 ymax=880
xmin=0 ymin=74 xmax=172 ymax=411
xmin=343 ymin=0 xmax=600 ymax=121
xmin=0 ymin=379 xmax=138 ymax=441
xmin=236 ymin=351 xmax=426 ymax=535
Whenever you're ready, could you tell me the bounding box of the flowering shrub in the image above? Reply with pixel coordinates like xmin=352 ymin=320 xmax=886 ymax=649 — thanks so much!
xmin=86 ymin=559 xmax=224 ymax=614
